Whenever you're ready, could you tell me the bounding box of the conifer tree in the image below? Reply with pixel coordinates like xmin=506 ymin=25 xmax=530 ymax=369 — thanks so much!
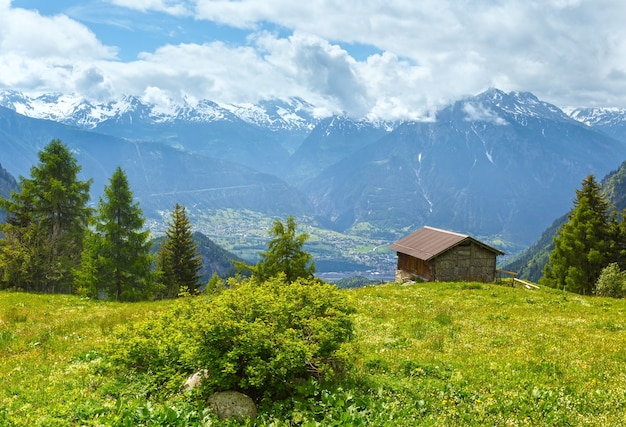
xmin=238 ymin=216 xmax=315 ymax=283
xmin=541 ymin=175 xmax=613 ymax=294
xmin=156 ymin=203 xmax=203 ymax=297
xmin=78 ymin=166 xmax=153 ymax=301
xmin=0 ymin=140 xmax=91 ymax=293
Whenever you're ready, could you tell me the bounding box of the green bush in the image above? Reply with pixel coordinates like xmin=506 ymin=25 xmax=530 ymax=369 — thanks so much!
xmin=109 ymin=274 xmax=355 ymax=400
xmin=108 ymin=299 xmax=203 ymax=396
xmin=192 ymin=274 xmax=355 ymax=398
xmin=595 ymin=262 xmax=626 ymax=298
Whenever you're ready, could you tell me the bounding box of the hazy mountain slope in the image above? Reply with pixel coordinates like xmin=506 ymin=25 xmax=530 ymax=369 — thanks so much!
xmin=0 ymin=91 xmax=318 ymax=176
xmin=284 ymin=115 xmax=390 ymax=185
xmin=92 ymin=104 xmax=293 ymax=176
xmin=152 ymin=231 xmax=244 ymax=282
xmin=0 ymin=106 xmax=308 ymax=219
xmin=0 ymin=163 xmax=18 ymax=223
xmin=500 ymin=159 xmax=626 ymax=281
xmin=305 ymin=89 xmax=626 ymax=245
xmin=0 ymin=163 xmax=17 ymax=197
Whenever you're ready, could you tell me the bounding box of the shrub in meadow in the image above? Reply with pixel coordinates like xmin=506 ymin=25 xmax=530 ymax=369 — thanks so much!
xmin=109 ymin=273 xmax=355 ymax=400
xmin=595 ymin=262 xmax=626 ymax=298
xmin=190 ymin=274 xmax=355 ymax=399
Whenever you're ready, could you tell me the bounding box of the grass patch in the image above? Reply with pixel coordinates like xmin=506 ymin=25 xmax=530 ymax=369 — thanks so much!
xmin=2 ymin=282 xmax=626 ymax=425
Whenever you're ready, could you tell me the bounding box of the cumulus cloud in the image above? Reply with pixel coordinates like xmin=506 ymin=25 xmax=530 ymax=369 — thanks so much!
xmin=2 ymin=0 xmax=626 ymax=119
xmin=0 ymin=3 xmax=116 ymax=60
xmin=0 ymin=1 xmax=117 ymax=93
xmin=256 ymin=33 xmax=371 ymax=117
xmin=191 ymin=0 xmax=626 ymax=110
xmin=75 ymin=67 xmax=113 ymax=100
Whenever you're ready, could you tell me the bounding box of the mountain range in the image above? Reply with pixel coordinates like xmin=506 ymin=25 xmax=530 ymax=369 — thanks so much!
xmin=2 ymin=88 xmax=626 ymax=274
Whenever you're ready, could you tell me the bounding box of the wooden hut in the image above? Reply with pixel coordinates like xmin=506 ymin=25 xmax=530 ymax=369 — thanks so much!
xmin=389 ymin=226 xmax=504 ymax=282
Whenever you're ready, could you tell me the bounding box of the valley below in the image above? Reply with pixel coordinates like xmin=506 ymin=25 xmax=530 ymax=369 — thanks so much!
xmin=149 ymin=208 xmax=400 ymax=281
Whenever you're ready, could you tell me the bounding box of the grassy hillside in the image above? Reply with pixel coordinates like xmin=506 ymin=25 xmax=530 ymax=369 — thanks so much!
xmin=2 ymin=283 xmax=626 ymax=425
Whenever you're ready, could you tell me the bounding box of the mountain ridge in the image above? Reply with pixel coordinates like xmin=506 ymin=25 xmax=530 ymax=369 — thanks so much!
xmin=3 ymin=88 xmax=626 ymax=275
xmin=0 ymin=90 xmax=322 ymax=133
xmin=304 ymin=90 xmax=626 ymax=244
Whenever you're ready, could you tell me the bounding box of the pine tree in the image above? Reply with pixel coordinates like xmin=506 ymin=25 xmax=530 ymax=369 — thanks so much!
xmin=156 ymin=203 xmax=203 ymax=297
xmin=78 ymin=166 xmax=153 ymax=301
xmin=541 ymin=175 xmax=613 ymax=294
xmin=0 ymin=140 xmax=92 ymax=293
xmin=609 ymin=208 xmax=626 ymax=269
xmin=239 ymin=216 xmax=315 ymax=283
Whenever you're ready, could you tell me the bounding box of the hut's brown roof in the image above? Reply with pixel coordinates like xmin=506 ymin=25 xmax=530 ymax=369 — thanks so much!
xmin=388 ymin=226 xmax=504 ymax=261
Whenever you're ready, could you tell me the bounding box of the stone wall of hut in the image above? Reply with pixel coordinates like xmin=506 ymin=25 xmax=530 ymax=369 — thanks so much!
xmin=430 ymin=241 xmax=497 ymax=282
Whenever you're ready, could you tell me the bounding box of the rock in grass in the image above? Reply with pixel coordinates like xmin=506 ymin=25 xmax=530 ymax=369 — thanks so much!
xmin=207 ymin=391 xmax=257 ymax=419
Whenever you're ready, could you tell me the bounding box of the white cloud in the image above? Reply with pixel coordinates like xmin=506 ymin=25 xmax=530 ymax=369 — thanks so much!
xmin=255 ymin=33 xmax=371 ymax=117
xmin=191 ymin=0 xmax=626 ymax=110
xmin=2 ymin=0 xmax=626 ymax=119
xmin=0 ymin=1 xmax=117 ymax=94
xmin=0 ymin=3 xmax=116 ymax=60
xmin=110 ymin=0 xmax=192 ymax=16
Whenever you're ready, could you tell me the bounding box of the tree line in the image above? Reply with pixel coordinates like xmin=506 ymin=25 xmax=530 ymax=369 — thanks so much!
xmin=0 ymin=140 xmax=201 ymax=299
xmin=541 ymin=174 xmax=626 ymax=297
xmin=0 ymin=140 xmax=315 ymax=300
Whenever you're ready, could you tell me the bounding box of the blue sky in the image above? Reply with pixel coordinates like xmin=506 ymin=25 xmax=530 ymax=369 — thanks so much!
xmin=2 ymin=0 xmax=626 ymax=119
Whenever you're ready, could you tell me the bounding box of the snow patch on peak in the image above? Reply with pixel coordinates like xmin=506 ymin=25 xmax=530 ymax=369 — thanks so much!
xmin=476 ymin=88 xmax=570 ymax=124
xmin=462 ymin=102 xmax=507 ymax=125
xmin=568 ymin=107 xmax=626 ymax=127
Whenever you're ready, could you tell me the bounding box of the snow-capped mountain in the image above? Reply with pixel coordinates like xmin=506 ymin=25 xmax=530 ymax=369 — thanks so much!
xmin=303 ymin=89 xmax=626 ymax=244
xmin=0 ymin=90 xmax=319 ymax=133
xmin=568 ymin=107 xmax=626 ymax=127
xmin=567 ymin=107 xmax=626 ymax=142
xmin=3 ymin=87 xmax=626 ymax=251
xmin=467 ymin=88 xmax=573 ymax=124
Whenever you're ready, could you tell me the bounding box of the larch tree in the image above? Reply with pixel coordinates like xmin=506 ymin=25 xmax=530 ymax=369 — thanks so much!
xmin=0 ymin=140 xmax=92 ymax=293
xmin=239 ymin=215 xmax=315 ymax=283
xmin=156 ymin=203 xmax=203 ymax=297
xmin=541 ymin=174 xmax=613 ymax=294
xmin=78 ymin=166 xmax=153 ymax=301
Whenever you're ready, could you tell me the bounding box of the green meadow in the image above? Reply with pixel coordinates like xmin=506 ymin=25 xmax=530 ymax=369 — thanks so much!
xmin=1 ymin=281 xmax=626 ymax=426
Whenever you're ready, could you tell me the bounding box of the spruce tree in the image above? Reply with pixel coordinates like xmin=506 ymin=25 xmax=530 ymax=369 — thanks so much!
xmin=0 ymin=140 xmax=91 ymax=293
xmin=239 ymin=216 xmax=315 ymax=283
xmin=156 ymin=203 xmax=203 ymax=297
xmin=78 ymin=166 xmax=153 ymax=301
xmin=541 ymin=175 xmax=613 ymax=294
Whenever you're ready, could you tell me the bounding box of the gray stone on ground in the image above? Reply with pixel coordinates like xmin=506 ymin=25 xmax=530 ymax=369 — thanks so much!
xmin=207 ymin=390 xmax=257 ymax=419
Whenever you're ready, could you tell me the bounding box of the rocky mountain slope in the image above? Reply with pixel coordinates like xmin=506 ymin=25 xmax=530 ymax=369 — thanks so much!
xmin=305 ymin=89 xmax=626 ymax=244
xmin=2 ymin=88 xmax=626 ymax=259
xmin=0 ymin=106 xmax=308 ymax=219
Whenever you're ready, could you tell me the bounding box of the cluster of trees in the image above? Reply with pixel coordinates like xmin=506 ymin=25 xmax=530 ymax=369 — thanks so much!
xmin=541 ymin=174 xmax=626 ymax=296
xmin=0 ymin=140 xmax=204 ymax=300
xmin=0 ymin=140 xmax=317 ymax=301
